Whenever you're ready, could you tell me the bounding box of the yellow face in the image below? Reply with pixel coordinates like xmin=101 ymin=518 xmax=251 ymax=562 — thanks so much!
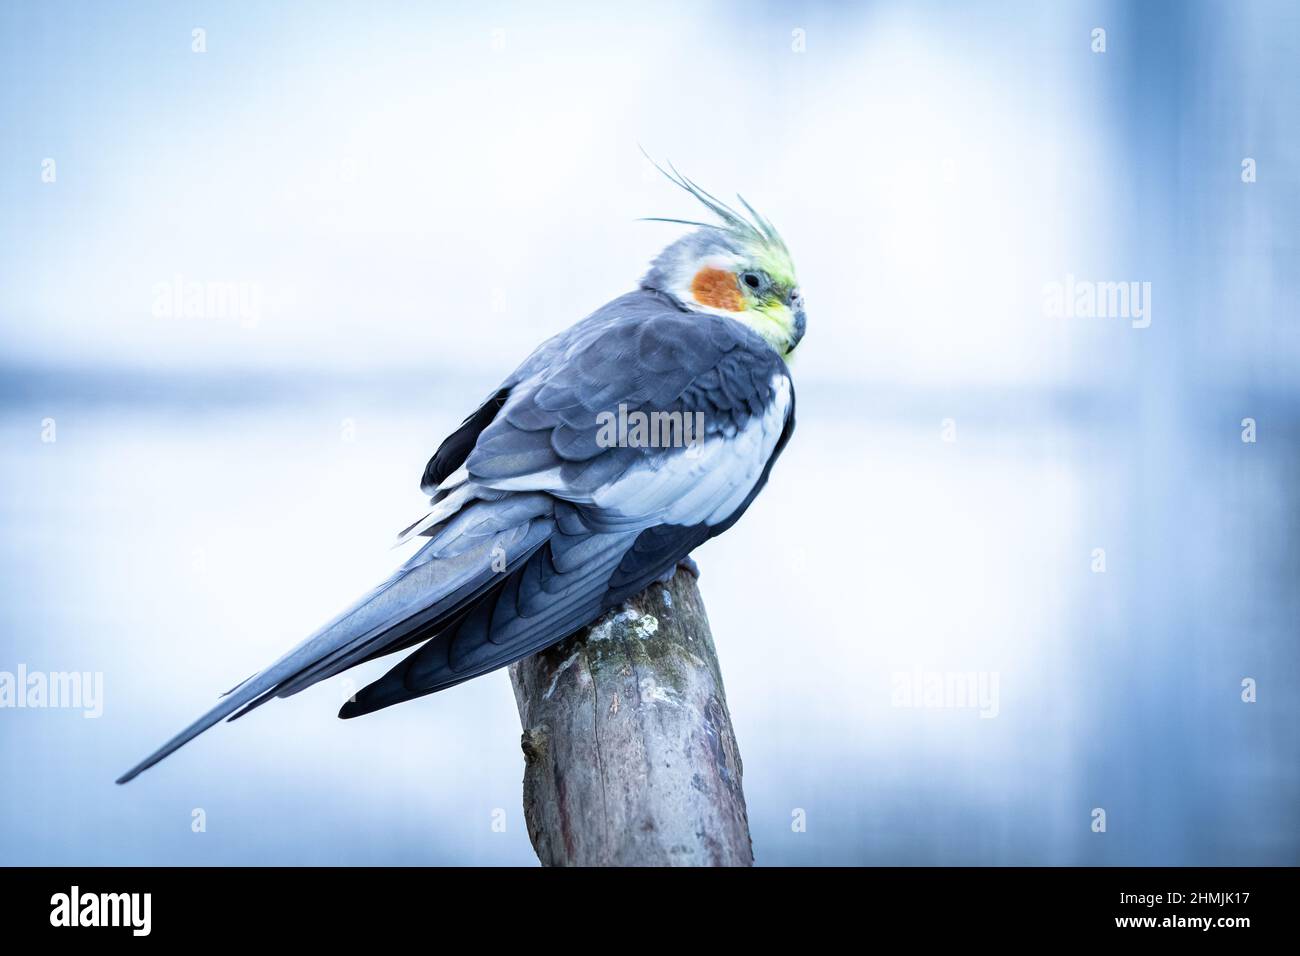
xmin=681 ymin=247 xmax=805 ymax=355
xmin=638 ymin=159 xmax=805 ymax=354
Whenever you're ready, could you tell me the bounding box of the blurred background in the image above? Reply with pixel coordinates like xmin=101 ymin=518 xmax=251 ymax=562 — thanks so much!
xmin=1 ymin=0 xmax=1297 ymax=865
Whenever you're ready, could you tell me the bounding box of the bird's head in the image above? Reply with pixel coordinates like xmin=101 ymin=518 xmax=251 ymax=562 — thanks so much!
xmin=640 ymin=161 xmax=805 ymax=357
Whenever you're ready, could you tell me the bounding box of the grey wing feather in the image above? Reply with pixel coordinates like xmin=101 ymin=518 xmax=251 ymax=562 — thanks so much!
xmin=340 ymin=511 xmax=639 ymax=717
xmin=467 ymin=290 xmax=785 ymax=500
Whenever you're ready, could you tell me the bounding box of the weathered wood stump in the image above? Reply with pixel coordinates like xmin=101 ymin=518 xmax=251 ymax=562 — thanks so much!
xmin=508 ymin=569 xmax=753 ymax=866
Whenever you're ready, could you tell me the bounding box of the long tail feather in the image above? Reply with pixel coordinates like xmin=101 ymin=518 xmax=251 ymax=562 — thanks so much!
xmin=116 ymin=508 xmax=554 ymax=783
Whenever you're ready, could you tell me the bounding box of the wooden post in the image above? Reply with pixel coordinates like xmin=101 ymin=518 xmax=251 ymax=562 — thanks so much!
xmin=508 ymin=569 xmax=753 ymax=866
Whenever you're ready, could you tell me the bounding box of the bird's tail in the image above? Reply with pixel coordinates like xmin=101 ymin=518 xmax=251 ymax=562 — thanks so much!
xmin=115 ymin=492 xmax=555 ymax=784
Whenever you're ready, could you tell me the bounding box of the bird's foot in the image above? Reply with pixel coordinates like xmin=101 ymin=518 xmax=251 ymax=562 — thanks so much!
xmin=657 ymin=555 xmax=700 ymax=584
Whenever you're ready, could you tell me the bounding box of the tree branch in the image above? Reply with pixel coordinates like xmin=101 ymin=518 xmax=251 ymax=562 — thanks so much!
xmin=508 ymin=569 xmax=753 ymax=866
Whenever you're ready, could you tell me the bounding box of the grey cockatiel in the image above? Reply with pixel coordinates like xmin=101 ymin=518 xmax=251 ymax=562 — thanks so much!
xmin=117 ymin=163 xmax=805 ymax=783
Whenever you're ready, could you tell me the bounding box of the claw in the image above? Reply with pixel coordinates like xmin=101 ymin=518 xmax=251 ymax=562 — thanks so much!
xmin=657 ymin=555 xmax=700 ymax=584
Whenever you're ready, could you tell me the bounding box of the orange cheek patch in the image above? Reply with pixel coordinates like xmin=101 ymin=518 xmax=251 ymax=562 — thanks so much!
xmin=691 ymin=267 xmax=744 ymax=311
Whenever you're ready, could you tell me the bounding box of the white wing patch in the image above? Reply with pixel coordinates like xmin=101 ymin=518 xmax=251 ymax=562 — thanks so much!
xmin=393 ymin=481 xmax=476 ymax=546
xmin=458 ymin=373 xmax=791 ymax=530
xmin=591 ymin=372 xmax=790 ymax=526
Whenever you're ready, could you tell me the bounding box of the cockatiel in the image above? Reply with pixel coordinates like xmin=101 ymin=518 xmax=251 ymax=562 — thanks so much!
xmin=117 ymin=163 xmax=805 ymax=783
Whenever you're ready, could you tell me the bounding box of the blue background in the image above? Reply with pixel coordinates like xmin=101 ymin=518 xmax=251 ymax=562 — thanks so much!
xmin=1 ymin=0 xmax=1297 ymax=865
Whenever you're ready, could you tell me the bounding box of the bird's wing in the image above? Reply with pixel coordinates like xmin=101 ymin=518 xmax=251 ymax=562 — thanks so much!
xmin=343 ymin=293 xmax=796 ymax=716
xmin=419 ymin=386 xmax=511 ymax=496
xmin=394 ymin=288 xmax=771 ymax=541
xmin=467 ymin=290 xmax=792 ymax=520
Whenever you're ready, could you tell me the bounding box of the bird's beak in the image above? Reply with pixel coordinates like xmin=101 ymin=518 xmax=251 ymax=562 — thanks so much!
xmin=787 ymin=288 xmax=806 ymax=352
xmin=791 ymin=307 xmax=806 ymax=350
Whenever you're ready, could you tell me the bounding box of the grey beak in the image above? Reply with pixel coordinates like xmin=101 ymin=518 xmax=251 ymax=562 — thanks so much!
xmin=789 ymin=288 xmax=806 ymax=349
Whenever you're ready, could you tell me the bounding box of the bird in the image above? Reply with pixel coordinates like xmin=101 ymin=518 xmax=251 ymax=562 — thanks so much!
xmin=116 ymin=161 xmax=805 ymax=784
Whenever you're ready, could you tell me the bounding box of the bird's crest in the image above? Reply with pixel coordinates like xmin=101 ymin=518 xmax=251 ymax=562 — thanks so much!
xmin=640 ymin=150 xmax=795 ymax=286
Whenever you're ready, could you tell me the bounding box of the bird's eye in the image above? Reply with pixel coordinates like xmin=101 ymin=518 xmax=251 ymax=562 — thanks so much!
xmin=740 ymin=271 xmax=767 ymax=292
